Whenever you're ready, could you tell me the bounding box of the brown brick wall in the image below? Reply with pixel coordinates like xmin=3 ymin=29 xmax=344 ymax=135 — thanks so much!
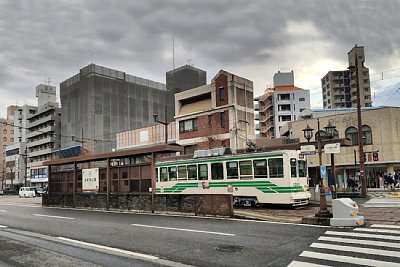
xmin=179 ymin=111 xmax=230 ymax=141
xmin=215 ymin=74 xmax=228 ymax=107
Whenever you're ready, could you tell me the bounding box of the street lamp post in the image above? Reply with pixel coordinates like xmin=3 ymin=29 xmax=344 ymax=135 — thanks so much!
xmin=302 ymin=119 xmax=332 ymax=218
xmin=153 ymin=108 xmax=169 ymax=145
xmin=324 ymin=121 xmax=337 ymax=199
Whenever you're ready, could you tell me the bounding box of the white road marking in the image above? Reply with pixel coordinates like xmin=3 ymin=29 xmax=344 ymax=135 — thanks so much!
xmin=0 ymin=225 xmax=7 ymax=228
xmin=311 ymin=242 xmax=400 ymax=258
xmin=371 ymin=224 xmax=400 ymax=229
xmin=58 ymin=237 xmax=158 ymax=260
xmin=300 ymin=251 xmax=400 ymax=267
xmin=131 ymin=223 xmax=235 ymax=236
xmin=319 ymin=236 xmax=400 ymax=249
xmin=325 ymin=230 xmax=400 ymax=241
xmin=354 ymin=228 xmax=400 ymax=235
xmin=0 ymin=203 xmax=41 ymax=208
xmin=288 ymin=260 xmax=330 ymax=267
xmin=0 ymin=210 xmax=6 ymax=212
xmin=33 ymin=214 xmax=75 ymax=220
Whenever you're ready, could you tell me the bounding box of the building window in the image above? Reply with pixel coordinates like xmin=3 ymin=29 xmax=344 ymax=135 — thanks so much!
xmin=3 ymin=137 xmax=6 ymax=142
xmin=220 ymin=112 xmax=226 ymax=128
xmin=345 ymin=126 xmax=358 ymax=146
xmin=29 ymin=109 xmax=36 ymax=114
xmin=299 ymin=98 xmax=305 ymax=101
xmin=179 ymin=119 xmax=198 ymax=133
xmin=362 ymin=125 xmax=372 ymax=145
xmin=3 ymin=129 xmax=6 ymax=134
xmin=279 ymin=94 xmax=290 ymax=101
xmin=10 ymin=138 xmax=13 ymax=142
xmin=219 ymin=86 xmax=225 ymax=101
xmin=11 ymin=130 xmax=14 ymax=134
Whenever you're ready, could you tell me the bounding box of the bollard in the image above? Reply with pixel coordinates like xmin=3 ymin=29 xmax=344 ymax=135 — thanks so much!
xmin=330 ymin=198 xmax=364 ymax=227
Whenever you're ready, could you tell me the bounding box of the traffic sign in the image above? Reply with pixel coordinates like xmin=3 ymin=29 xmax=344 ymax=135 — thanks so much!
xmin=320 ymin=165 xmax=327 ymax=179
xmin=301 ymin=145 xmax=316 ymax=152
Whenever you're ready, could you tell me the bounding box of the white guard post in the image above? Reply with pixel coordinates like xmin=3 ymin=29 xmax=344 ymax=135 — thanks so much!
xmin=330 ymin=198 xmax=365 ymax=227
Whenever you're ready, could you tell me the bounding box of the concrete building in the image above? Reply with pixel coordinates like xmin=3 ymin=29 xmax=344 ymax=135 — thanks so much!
xmin=255 ymin=71 xmax=310 ymax=139
xmin=321 ymin=45 xmax=372 ymax=109
xmin=166 ymin=65 xmax=207 ymax=122
xmin=60 ymin=64 xmax=168 ymax=154
xmin=4 ymin=104 xmax=37 ymax=188
xmin=0 ymin=107 xmax=16 ymax=188
xmin=175 ymin=70 xmax=255 ymax=154
xmin=280 ymin=106 xmax=399 ymax=189
xmin=26 ymin=84 xmax=62 ymax=188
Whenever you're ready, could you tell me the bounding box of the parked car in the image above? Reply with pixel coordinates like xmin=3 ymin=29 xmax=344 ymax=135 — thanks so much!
xmin=35 ymin=187 xmax=46 ymax=196
xmin=0 ymin=189 xmax=3 ymax=196
xmin=19 ymin=187 xmax=36 ymax=198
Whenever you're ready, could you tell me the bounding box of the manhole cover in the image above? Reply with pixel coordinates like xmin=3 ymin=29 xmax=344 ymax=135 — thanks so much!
xmin=215 ymin=245 xmax=245 ymax=252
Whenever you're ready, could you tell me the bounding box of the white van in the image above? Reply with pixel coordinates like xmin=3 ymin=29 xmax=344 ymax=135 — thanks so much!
xmin=19 ymin=187 xmax=36 ymax=198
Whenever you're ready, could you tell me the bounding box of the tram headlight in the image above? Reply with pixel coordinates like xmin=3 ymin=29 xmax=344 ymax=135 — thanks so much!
xmin=303 ymin=185 xmax=309 ymax=192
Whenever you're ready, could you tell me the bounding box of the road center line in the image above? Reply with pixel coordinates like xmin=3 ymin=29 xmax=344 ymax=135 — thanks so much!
xmin=33 ymin=214 xmax=75 ymax=220
xmin=0 ymin=210 xmax=6 ymax=212
xmin=57 ymin=237 xmax=159 ymax=260
xmin=0 ymin=225 xmax=7 ymax=228
xmin=131 ymin=223 xmax=235 ymax=236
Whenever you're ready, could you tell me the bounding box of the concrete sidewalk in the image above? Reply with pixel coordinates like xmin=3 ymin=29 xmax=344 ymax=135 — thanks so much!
xmin=234 ymin=194 xmax=400 ymax=226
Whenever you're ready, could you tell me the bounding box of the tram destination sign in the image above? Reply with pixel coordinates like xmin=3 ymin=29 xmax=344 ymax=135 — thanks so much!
xmin=82 ymin=168 xmax=99 ymax=193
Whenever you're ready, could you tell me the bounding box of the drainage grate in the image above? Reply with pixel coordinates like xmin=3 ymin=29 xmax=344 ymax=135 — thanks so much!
xmin=215 ymin=245 xmax=245 ymax=252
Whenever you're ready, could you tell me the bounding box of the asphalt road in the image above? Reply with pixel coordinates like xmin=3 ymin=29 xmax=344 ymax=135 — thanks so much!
xmin=0 ymin=196 xmax=327 ymax=267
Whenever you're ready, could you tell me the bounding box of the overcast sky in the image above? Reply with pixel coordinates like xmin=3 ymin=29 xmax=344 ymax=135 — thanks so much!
xmin=1 ymin=0 xmax=400 ymax=118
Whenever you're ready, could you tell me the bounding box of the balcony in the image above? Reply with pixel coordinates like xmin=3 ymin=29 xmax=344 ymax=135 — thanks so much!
xmin=28 ymin=148 xmax=53 ymax=158
xmin=26 ymin=125 xmax=56 ymax=139
xmin=27 ymin=115 xmax=56 ymax=129
xmin=27 ymin=137 xmax=56 ymax=148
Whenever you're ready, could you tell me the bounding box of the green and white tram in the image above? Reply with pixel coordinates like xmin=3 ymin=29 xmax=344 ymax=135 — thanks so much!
xmin=155 ymin=150 xmax=311 ymax=206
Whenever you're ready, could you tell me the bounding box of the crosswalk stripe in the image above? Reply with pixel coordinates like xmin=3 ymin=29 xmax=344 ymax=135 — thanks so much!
xmin=300 ymin=251 xmax=400 ymax=267
xmin=325 ymin=230 xmax=400 ymax=241
xmin=371 ymin=224 xmax=400 ymax=229
xmin=287 ymin=260 xmax=330 ymax=267
xmin=319 ymin=236 xmax=400 ymax=249
xmin=354 ymin=228 xmax=400 ymax=235
xmin=311 ymin=242 xmax=400 ymax=258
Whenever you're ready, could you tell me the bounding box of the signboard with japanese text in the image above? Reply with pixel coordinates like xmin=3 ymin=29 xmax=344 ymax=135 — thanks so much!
xmin=82 ymin=168 xmax=99 ymax=193
xmin=324 ymin=143 xmax=341 ymax=154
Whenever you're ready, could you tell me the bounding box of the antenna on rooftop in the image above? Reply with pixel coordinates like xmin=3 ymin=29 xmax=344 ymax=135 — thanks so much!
xmin=187 ymin=59 xmax=193 ymax=66
xmin=172 ymin=34 xmax=175 ymax=70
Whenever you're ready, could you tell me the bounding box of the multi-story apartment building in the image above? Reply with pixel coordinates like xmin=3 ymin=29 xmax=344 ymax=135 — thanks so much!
xmin=255 ymin=71 xmax=310 ymax=139
xmin=321 ymin=45 xmax=372 ymax=109
xmin=175 ymin=70 xmax=255 ymax=154
xmin=26 ymin=84 xmax=61 ymax=188
xmin=4 ymin=104 xmax=37 ymax=188
xmin=0 ymin=106 xmax=17 ymax=188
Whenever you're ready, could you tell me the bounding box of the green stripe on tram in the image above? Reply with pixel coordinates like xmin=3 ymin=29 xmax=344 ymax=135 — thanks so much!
xmin=156 ymin=181 xmax=303 ymax=194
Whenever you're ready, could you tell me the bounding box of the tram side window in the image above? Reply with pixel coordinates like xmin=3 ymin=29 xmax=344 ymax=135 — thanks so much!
xmin=253 ymin=159 xmax=267 ymax=178
xmin=168 ymin=167 xmax=177 ymax=181
xmin=211 ymin=163 xmax=224 ymax=180
xmin=290 ymin=158 xmax=297 ymax=178
xmin=226 ymin=162 xmax=239 ymax=179
xmin=178 ymin=166 xmax=187 ymax=180
xmin=187 ymin=165 xmax=197 ymax=180
xmin=198 ymin=164 xmax=208 ymax=180
xmin=239 ymin=160 xmax=253 ymax=179
xmin=298 ymin=160 xmax=307 ymax=177
xmin=160 ymin=167 xmax=168 ymax=182
xmin=268 ymin=158 xmax=284 ymax=178
xmin=156 ymin=168 xmax=159 ymax=182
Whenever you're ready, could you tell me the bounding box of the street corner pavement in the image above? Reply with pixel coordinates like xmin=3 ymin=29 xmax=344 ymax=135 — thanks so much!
xmin=234 ymin=205 xmax=321 ymax=224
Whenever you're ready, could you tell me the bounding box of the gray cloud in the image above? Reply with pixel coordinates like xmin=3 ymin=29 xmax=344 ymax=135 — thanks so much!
xmin=1 ymin=0 xmax=400 ymax=117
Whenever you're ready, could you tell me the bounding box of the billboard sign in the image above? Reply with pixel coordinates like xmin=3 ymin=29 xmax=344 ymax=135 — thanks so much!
xmin=82 ymin=168 xmax=99 ymax=193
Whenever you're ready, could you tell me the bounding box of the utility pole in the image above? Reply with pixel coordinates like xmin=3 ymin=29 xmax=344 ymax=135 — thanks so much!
xmin=354 ymin=54 xmax=367 ymax=197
